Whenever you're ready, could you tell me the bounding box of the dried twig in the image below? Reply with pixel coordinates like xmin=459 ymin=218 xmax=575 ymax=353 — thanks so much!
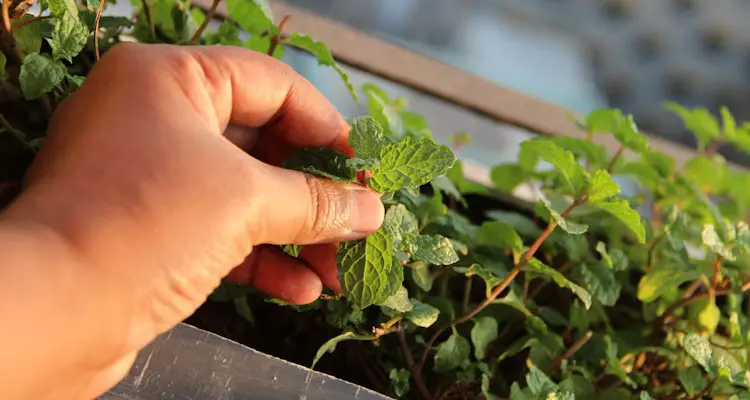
xmin=545 ymin=330 xmax=593 ymax=373
xmin=267 ymin=15 xmax=290 ymax=56
xmin=189 ymin=0 xmax=220 ymax=44
xmin=94 ymin=0 xmax=107 ymax=60
xmin=397 ymin=326 xmax=430 ymax=400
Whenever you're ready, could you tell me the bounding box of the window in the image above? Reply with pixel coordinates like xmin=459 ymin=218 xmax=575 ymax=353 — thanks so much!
xmin=701 ymin=27 xmax=728 ymax=55
xmin=664 ymin=71 xmax=695 ymax=101
xmin=602 ymin=0 xmax=631 ymax=22
xmin=633 ymin=33 xmax=661 ymax=62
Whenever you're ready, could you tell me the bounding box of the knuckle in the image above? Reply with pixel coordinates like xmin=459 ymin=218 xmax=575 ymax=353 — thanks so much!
xmin=302 ymin=175 xmax=348 ymax=241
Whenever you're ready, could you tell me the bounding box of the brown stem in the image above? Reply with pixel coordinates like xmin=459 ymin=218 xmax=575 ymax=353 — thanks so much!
xmin=545 ymin=330 xmax=593 ymax=373
xmin=94 ymin=0 xmax=106 ymax=60
xmin=416 ymin=200 xmax=579 ymax=373
xmin=704 ymin=141 xmax=722 ymax=157
xmin=709 ymin=257 xmax=722 ymax=299
xmin=397 ymin=326 xmax=430 ymax=400
xmin=689 ymin=377 xmax=717 ymax=400
xmin=659 ymin=280 xmax=750 ymax=327
xmin=1 ymin=0 xmax=11 ymax=34
xmin=11 ymin=15 xmax=52 ymax=30
xmin=527 ymin=262 xmax=574 ymax=301
xmin=607 ymin=145 xmax=625 ymax=173
xmin=267 ymin=15 xmax=290 ymax=56
xmin=189 ymin=0 xmax=220 ymax=44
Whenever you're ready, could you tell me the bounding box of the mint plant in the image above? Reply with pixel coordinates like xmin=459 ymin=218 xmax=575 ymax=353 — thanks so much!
xmin=3 ymin=0 xmax=750 ymax=399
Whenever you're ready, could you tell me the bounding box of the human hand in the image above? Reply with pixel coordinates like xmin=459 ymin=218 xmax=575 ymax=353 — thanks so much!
xmin=2 ymin=42 xmax=384 ymax=399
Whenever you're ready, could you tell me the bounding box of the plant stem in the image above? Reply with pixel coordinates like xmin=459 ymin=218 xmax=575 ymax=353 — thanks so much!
xmin=397 ymin=326 xmax=430 ymax=400
xmin=709 ymin=257 xmax=721 ymax=299
xmin=94 ymin=0 xmax=106 ymax=60
xmin=416 ymin=200 xmax=579 ymax=374
xmin=141 ymin=0 xmax=156 ymax=42
xmin=189 ymin=0 xmax=220 ymax=44
xmin=267 ymin=15 xmax=290 ymax=57
xmin=545 ymin=330 xmax=593 ymax=373
xmin=1 ymin=0 xmax=11 ymax=34
xmin=11 ymin=15 xmax=53 ymax=30
xmin=659 ymin=279 xmax=750 ymax=327
xmin=607 ymin=145 xmax=625 ymax=173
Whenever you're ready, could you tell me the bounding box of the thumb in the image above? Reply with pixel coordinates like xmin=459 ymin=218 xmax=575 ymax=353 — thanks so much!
xmin=250 ymin=163 xmax=385 ymax=245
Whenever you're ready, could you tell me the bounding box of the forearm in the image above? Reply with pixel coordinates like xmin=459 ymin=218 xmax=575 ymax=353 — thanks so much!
xmin=0 ymin=219 xmax=124 ymax=399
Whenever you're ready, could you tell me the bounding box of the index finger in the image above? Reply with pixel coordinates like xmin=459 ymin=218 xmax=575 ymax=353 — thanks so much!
xmin=188 ymin=44 xmax=354 ymax=156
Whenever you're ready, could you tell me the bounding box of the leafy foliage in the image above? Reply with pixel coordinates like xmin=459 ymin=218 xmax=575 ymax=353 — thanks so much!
xmin=3 ymin=1 xmax=750 ymax=400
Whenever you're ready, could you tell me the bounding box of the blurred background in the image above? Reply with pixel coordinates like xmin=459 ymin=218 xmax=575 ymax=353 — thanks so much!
xmin=269 ymin=0 xmax=750 ymax=167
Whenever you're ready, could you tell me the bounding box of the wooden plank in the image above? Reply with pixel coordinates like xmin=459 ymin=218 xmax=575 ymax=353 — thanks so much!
xmin=191 ymin=0 xmax=727 ymax=170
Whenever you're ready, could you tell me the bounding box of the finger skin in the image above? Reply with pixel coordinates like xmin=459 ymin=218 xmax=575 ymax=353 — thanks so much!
xmin=299 ymin=243 xmax=342 ymax=293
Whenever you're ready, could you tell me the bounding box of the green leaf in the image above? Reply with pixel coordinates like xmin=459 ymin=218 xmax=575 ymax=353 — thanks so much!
xmin=404 ymin=299 xmax=439 ymax=327
xmin=48 ymin=14 xmax=88 ymax=62
xmin=349 ymin=116 xmax=385 ymax=160
xmin=604 ymin=335 xmax=637 ymax=388
xmin=400 ymin=110 xmax=431 ymax=136
xmin=510 ymin=382 xmax=536 ymax=400
xmin=233 ymin=296 xmax=255 ymax=324
xmin=536 ymin=196 xmax=588 ymax=235
xmin=370 ymin=136 xmax=456 ymax=192
xmin=337 ymin=228 xmax=393 ymax=308
xmin=549 ymin=136 xmax=609 ymax=167
xmin=225 ymin=0 xmax=272 ymax=35
xmin=389 ymin=368 xmax=410 ymax=398
xmin=583 ymin=108 xmax=624 ymax=133
xmin=491 ymin=163 xmax=527 ymax=193
xmin=486 ymin=210 xmax=542 ymax=237
xmin=471 ymin=317 xmax=498 ymax=360
xmin=683 ymin=155 xmax=727 ymax=194
xmin=520 ymin=138 xmax=586 ymax=195
xmin=722 ymin=106 xmax=737 ymax=139
xmin=312 ymin=331 xmax=371 ymax=368
xmin=576 ymin=263 xmax=621 ymax=306
xmin=434 ymin=333 xmax=471 ymax=372
xmin=524 ymin=259 xmax=592 ymax=309
xmin=48 ymin=0 xmax=79 ymax=19
xmin=431 ymin=175 xmax=462 ymax=201
xmin=284 ymin=32 xmax=357 ymax=101
xmin=204 ymin=20 xmax=242 ymax=45
xmin=526 ymin=365 xmax=557 ymax=395
xmin=378 ymin=257 xmax=404 ymax=304
xmin=612 ymin=115 xmax=648 ymax=153
xmin=701 ymin=224 xmax=736 ymax=261
xmin=595 ymin=242 xmax=629 ymax=271
xmin=282 ymin=147 xmax=356 ymax=183
xmin=688 ymin=297 xmax=721 ymax=334
xmin=640 ymin=392 xmax=655 ymax=400
xmin=666 ymin=102 xmax=721 ymax=150
xmin=456 ymin=263 xmax=504 ymax=297
xmin=19 ymin=54 xmax=66 ymax=100
xmin=637 ymin=266 xmax=701 ymax=303
xmin=476 ymin=221 xmax=524 ymax=263
xmin=281 ymin=244 xmax=302 ymax=257
xmin=411 ymin=265 xmax=432 ymax=292
xmin=410 ymin=234 xmax=459 ymax=266
xmin=588 ymin=198 xmax=646 ymax=244
xmin=559 ymin=375 xmax=596 ymax=400
xmin=12 ymin=15 xmax=42 ymax=55
xmin=384 ymin=204 xmax=419 ymax=247
xmin=682 ymin=333 xmax=713 ymax=371
xmin=588 ymin=170 xmax=620 ymax=202
xmin=361 ymin=83 xmax=401 ymax=137
xmin=678 ymin=367 xmax=706 ymax=397
xmin=380 ymin=286 xmax=412 ymax=313
xmin=447 ymin=161 xmax=489 ymax=195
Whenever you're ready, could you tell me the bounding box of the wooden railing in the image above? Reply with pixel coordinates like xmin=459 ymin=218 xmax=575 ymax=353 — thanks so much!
xmin=192 ymin=0 xmax=732 ymax=180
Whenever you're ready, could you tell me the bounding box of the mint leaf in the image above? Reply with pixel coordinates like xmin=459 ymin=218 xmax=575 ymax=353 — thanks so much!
xmin=526 ymin=365 xmax=557 ymax=395
xmin=19 ymin=54 xmax=66 ymax=100
xmin=389 ymin=368 xmax=410 ymax=398
xmin=684 ymin=155 xmax=727 ymax=194
xmin=576 ymin=263 xmax=621 ymax=306
xmin=688 ymin=297 xmax=720 ymax=334
xmin=588 ymin=170 xmax=620 ymax=202
xmin=225 ymin=0 xmax=272 ymax=35
xmin=447 ymin=161 xmax=489 ymax=195
xmin=282 ymin=147 xmax=356 ymax=183
xmin=338 ymin=228 xmax=393 ymax=308
xmin=349 ymin=116 xmax=385 ymax=159
xmin=486 ymin=210 xmax=542 ymax=237
xmin=491 ymin=163 xmax=527 ymax=193
xmin=476 ymin=221 xmax=524 ymax=263
xmin=637 ymin=266 xmax=701 ymax=303
xmin=410 ymin=234 xmax=459 ymax=266
xmin=312 ymin=331 xmax=371 ymax=368
xmin=682 ymin=333 xmax=713 ymax=371
xmin=384 ymin=204 xmax=418 ymax=248
xmin=678 ymin=367 xmax=707 ymax=396
xmin=471 ymin=317 xmax=498 ymax=360
xmin=596 ymin=241 xmax=629 ymax=271
xmin=536 ymin=196 xmax=588 ymax=235
xmin=284 ymin=32 xmax=357 ymax=101
xmin=370 ymin=136 xmax=456 ymax=192
xmin=510 ymin=382 xmax=536 ymax=400
xmin=48 ymin=0 xmax=79 ymax=19
xmin=613 ymin=115 xmax=648 ymax=153
xmin=524 ymin=258 xmax=592 ymax=309
xmin=583 ymin=108 xmax=624 ymax=133
xmin=431 ymin=175 xmax=462 ymax=201
xmin=48 ymin=14 xmax=88 ymax=62
xmin=377 ymin=257 xmax=404 ymax=305
xmin=589 ymin=198 xmax=646 ymax=244
xmin=520 ymin=139 xmax=586 ymax=195
xmin=455 ymin=263 xmax=504 ymax=297
xmin=380 ymin=286 xmax=412 ymax=313
xmin=411 ymin=265 xmax=432 ymax=292
xmin=605 ymin=335 xmax=637 ymax=388
xmin=665 ymin=102 xmax=721 ymax=150
xmin=204 ymin=20 xmax=242 ymax=45
xmin=434 ymin=333 xmax=471 ymax=372
xmin=404 ymin=299 xmax=439 ymax=327
xmin=361 ymin=83 xmax=401 ymax=137
xmin=549 ymin=136 xmax=609 ymax=167
xmin=12 ymin=15 xmax=42 ymax=55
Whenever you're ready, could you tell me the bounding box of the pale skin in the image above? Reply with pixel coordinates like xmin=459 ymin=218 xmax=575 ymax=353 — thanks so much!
xmin=0 ymin=43 xmax=384 ymax=400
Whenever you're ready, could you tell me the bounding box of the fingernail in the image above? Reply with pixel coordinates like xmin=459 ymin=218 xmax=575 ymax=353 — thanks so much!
xmin=335 ymin=185 xmax=384 ymax=242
